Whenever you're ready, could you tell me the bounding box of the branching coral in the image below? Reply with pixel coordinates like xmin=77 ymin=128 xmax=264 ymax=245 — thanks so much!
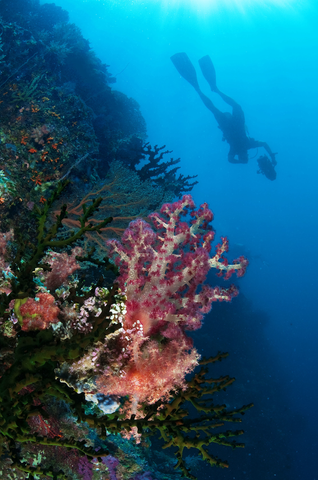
xmin=140 ymin=354 xmax=254 ymax=479
xmin=0 ymin=180 xmax=114 ymax=313
xmin=115 ymin=138 xmax=198 ymax=197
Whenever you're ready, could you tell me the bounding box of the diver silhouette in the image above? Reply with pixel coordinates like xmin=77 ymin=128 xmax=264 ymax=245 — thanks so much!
xmin=171 ymin=53 xmax=277 ymax=175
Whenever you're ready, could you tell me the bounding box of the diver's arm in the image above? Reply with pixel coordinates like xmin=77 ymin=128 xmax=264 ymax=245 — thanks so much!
xmin=250 ymin=140 xmax=277 ymax=165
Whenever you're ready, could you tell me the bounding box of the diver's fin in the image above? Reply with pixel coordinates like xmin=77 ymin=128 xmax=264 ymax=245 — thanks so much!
xmin=170 ymin=52 xmax=200 ymax=91
xmin=198 ymin=55 xmax=217 ymax=91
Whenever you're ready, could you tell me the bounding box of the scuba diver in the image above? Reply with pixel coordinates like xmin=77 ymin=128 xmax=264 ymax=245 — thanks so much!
xmin=171 ymin=52 xmax=277 ymax=179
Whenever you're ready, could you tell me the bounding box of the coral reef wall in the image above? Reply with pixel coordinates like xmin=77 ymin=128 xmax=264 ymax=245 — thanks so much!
xmin=0 ymin=1 xmax=252 ymax=479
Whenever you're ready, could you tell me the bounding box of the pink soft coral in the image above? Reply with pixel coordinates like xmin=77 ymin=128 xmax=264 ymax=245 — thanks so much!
xmin=92 ymin=196 xmax=247 ymax=414
xmin=106 ymin=195 xmax=247 ymax=337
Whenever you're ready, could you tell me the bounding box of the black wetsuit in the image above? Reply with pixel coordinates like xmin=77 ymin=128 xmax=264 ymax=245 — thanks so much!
xmin=197 ymin=88 xmax=276 ymax=164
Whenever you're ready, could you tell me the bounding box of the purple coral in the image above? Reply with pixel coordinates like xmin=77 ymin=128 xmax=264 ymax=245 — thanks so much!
xmin=78 ymin=456 xmax=93 ymax=480
xmin=102 ymin=455 xmax=119 ymax=480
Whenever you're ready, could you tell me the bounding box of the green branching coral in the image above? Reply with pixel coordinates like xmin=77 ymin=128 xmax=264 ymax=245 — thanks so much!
xmin=0 ymin=182 xmax=122 ymax=477
xmin=102 ymin=353 xmax=253 ymax=480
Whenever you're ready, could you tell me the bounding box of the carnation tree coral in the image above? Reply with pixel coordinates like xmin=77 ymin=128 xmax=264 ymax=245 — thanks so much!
xmin=106 ymin=194 xmax=247 ymax=335
xmin=73 ymin=195 xmax=249 ymax=416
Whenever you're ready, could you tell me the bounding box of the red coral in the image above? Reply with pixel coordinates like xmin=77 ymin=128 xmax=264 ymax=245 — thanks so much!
xmin=19 ymin=293 xmax=60 ymax=331
xmin=28 ymin=414 xmax=63 ymax=439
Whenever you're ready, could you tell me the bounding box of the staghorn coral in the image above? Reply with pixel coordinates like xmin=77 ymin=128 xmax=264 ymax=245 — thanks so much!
xmin=137 ymin=354 xmax=254 ymax=479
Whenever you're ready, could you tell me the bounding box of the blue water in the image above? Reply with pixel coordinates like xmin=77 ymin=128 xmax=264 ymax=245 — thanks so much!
xmin=43 ymin=0 xmax=318 ymax=478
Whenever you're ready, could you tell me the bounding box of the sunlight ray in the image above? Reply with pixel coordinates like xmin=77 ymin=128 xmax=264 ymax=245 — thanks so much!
xmin=124 ymin=0 xmax=297 ymax=14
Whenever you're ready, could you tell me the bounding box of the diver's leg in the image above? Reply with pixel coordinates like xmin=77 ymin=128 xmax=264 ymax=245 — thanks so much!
xmin=215 ymin=89 xmax=247 ymax=127
xmin=196 ymin=90 xmax=224 ymax=124
xmin=171 ymin=53 xmax=226 ymax=126
xmin=199 ymin=57 xmax=245 ymax=113
xmin=215 ymin=89 xmax=243 ymax=111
